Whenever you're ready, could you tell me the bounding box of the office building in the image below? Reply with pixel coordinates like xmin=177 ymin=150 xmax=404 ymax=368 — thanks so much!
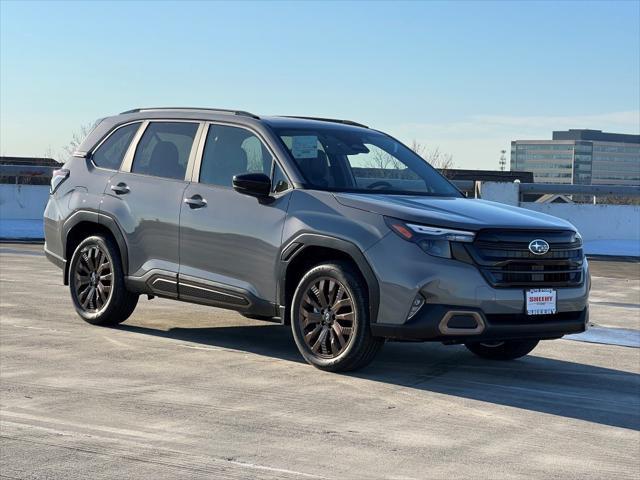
xmin=510 ymin=129 xmax=639 ymax=185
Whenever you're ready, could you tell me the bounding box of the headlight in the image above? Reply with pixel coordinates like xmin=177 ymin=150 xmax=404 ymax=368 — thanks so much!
xmin=384 ymin=217 xmax=475 ymax=258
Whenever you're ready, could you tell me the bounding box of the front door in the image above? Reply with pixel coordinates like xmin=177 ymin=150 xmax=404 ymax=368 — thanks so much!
xmin=102 ymin=120 xmax=201 ymax=296
xmin=179 ymin=123 xmax=292 ymax=311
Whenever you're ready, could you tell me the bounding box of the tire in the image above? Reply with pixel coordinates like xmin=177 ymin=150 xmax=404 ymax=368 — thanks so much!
xmin=464 ymin=339 xmax=540 ymax=360
xmin=290 ymin=261 xmax=384 ymax=372
xmin=68 ymin=235 xmax=138 ymax=326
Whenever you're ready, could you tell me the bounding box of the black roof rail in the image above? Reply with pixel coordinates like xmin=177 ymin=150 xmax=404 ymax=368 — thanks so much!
xmin=119 ymin=107 xmax=260 ymax=119
xmin=281 ymin=116 xmax=368 ymax=129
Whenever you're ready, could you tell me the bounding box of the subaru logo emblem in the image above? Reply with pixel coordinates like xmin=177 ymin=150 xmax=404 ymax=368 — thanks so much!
xmin=529 ymin=239 xmax=550 ymax=255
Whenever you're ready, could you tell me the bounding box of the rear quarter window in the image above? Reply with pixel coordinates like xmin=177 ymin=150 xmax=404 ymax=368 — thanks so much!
xmin=92 ymin=123 xmax=141 ymax=170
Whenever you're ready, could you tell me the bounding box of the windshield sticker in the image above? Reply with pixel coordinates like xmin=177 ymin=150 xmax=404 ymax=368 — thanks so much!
xmin=291 ymin=136 xmax=318 ymax=159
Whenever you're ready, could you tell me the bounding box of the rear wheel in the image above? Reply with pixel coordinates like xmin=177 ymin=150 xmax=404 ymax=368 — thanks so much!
xmin=291 ymin=262 xmax=383 ymax=372
xmin=464 ymin=339 xmax=539 ymax=360
xmin=69 ymin=235 xmax=138 ymax=326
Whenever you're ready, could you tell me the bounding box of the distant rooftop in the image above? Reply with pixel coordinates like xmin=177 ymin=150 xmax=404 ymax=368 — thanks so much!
xmin=552 ymin=129 xmax=639 ymax=144
xmin=444 ymin=169 xmax=534 ymax=183
xmin=0 ymin=156 xmax=60 ymax=166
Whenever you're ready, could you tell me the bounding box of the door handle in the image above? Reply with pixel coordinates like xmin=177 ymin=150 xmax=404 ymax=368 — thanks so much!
xmin=110 ymin=182 xmax=130 ymax=195
xmin=184 ymin=194 xmax=207 ymax=209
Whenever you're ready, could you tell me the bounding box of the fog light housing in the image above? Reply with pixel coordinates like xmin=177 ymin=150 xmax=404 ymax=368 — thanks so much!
xmin=408 ymin=294 xmax=425 ymax=319
xmin=417 ymin=239 xmax=451 ymax=258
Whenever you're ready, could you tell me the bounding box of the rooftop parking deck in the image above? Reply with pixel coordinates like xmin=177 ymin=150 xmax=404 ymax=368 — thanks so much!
xmin=1 ymin=244 xmax=638 ymax=479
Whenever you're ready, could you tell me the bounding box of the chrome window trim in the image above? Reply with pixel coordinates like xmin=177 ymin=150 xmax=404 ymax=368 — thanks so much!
xmin=88 ymin=121 xmax=144 ymax=172
xmin=120 ymin=120 xmax=149 ymax=173
xmin=121 ymin=119 xmax=204 ymax=182
xmin=185 ymin=122 xmax=206 ymax=182
xmin=191 ymin=120 xmax=294 ymax=195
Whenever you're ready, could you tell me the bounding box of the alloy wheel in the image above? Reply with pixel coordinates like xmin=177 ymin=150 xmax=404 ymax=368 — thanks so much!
xmin=299 ymin=277 xmax=356 ymax=359
xmin=74 ymin=244 xmax=113 ymax=312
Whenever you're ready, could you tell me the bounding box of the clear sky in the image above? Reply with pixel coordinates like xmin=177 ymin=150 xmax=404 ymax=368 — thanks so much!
xmin=1 ymin=0 xmax=639 ymax=169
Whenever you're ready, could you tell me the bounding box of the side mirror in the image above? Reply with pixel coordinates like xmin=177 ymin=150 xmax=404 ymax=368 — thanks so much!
xmin=232 ymin=173 xmax=271 ymax=198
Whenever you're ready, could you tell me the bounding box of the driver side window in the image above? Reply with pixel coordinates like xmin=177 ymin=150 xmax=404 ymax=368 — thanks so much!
xmin=199 ymin=125 xmax=273 ymax=187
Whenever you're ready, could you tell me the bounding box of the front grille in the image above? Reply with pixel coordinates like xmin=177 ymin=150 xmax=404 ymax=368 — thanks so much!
xmin=464 ymin=230 xmax=584 ymax=288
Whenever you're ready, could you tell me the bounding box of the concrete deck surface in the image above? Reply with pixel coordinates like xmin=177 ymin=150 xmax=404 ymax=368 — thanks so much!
xmin=1 ymin=245 xmax=638 ymax=479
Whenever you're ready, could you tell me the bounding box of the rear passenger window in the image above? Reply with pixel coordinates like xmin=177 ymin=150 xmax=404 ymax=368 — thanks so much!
xmin=199 ymin=125 xmax=273 ymax=187
xmin=131 ymin=122 xmax=198 ymax=180
xmin=92 ymin=123 xmax=140 ymax=170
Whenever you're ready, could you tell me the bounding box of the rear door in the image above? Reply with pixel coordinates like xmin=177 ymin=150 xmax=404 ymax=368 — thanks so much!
xmin=179 ymin=122 xmax=292 ymax=311
xmin=102 ymin=120 xmax=203 ymax=295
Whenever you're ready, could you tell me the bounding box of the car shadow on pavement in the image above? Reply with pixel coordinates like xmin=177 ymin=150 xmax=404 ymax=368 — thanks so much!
xmin=118 ymin=323 xmax=640 ymax=431
xmin=119 ymin=323 xmax=304 ymax=362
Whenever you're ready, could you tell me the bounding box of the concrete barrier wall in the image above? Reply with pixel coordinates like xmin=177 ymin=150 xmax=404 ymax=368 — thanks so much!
xmin=523 ymin=203 xmax=639 ymax=241
xmin=0 ymin=184 xmax=50 ymax=220
xmin=0 ymin=181 xmax=638 ymax=256
xmin=523 ymin=203 xmax=640 ymax=256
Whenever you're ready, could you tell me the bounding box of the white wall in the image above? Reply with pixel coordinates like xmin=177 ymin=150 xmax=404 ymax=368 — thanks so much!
xmin=523 ymin=203 xmax=640 ymax=256
xmin=1 ymin=181 xmax=637 ymax=256
xmin=479 ymin=182 xmax=519 ymax=206
xmin=523 ymin=203 xmax=639 ymax=241
xmin=0 ymin=184 xmax=50 ymax=220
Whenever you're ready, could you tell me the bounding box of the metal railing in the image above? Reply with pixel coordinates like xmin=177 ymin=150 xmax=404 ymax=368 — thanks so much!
xmin=453 ymin=180 xmax=640 ymax=203
xmin=452 ymin=180 xmax=475 ymax=196
xmin=0 ymin=164 xmax=56 ymax=185
xmin=518 ymin=183 xmax=640 ymax=197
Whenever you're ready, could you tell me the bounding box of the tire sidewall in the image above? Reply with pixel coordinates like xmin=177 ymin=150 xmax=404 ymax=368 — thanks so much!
xmin=69 ymin=235 xmax=119 ymax=324
xmin=290 ymin=263 xmax=367 ymax=370
xmin=465 ymin=339 xmax=539 ymax=360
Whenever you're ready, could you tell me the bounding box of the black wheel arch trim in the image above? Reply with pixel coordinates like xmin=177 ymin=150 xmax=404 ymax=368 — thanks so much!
xmin=61 ymin=209 xmax=130 ymax=284
xmin=277 ymin=233 xmax=380 ymax=324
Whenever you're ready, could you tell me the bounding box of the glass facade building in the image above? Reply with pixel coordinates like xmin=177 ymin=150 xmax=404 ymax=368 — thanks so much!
xmin=511 ymin=130 xmax=640 ymax=185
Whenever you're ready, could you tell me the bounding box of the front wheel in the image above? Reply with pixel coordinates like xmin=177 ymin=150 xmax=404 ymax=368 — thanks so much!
xmin=291 ymin=262 xmax=383 ymax=372
xmin=69 ymin=235 xmax=138 ymax=326
xmin=464 ymin=339 xmax=540 ymax=360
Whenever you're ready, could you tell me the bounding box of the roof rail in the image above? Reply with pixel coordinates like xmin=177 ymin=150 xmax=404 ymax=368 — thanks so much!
xmin=281 ymin=116 xmax=368 ymax=129
xmin=119 ymin=107 xmax=260 ymax=119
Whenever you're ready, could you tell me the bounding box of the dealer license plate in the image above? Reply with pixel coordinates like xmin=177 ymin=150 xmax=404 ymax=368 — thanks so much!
xmin=526 ymin=288 xmax=557 ymax=315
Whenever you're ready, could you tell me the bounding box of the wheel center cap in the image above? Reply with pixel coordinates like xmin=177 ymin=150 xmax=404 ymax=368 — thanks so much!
xmin=90 ymin=272 xmax=97 ymax=285
xmin=323 ymin=311 xmax=331 ymax=323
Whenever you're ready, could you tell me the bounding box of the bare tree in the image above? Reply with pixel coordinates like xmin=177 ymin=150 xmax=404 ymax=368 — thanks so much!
xmin=367 ymin=148 xmax=402 ymax=170
xmin=411 ymin=140 xmax=455 ymax=176
xmin=60 ymin=124 xmax=94 ymax=160
xmin=360 ymin=145 xmax=405 ymax=179
xmin=43 ymin=145 xmax=57 ymax=162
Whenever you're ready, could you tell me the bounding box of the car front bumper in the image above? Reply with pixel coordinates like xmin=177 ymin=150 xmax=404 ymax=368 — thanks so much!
xmin=365 ymin=232 xmax=590 ymax=342
xmin=371 ymin=304 xmax=588 ymax=342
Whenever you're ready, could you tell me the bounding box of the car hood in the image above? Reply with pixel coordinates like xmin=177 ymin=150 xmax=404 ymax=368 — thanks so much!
xmin=333 ymin=193 xmax=576 ymax=232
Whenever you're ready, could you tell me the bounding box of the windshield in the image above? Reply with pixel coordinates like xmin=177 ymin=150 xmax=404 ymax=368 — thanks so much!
xmin=273 ymin=126 xmax=461 ymax=197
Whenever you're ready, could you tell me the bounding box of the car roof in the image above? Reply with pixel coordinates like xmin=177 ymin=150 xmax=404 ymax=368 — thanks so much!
xmin=77 ymin=108 xmax=372 ymax=160
xmin=114 ymin=108 xmax=370 ymax=131
xmin=260 ymin=115 xmax=369 ymax=131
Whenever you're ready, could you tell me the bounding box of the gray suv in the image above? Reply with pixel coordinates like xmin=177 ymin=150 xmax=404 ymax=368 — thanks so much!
xmin=44 ymin=108 xmax=590 ymax=371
